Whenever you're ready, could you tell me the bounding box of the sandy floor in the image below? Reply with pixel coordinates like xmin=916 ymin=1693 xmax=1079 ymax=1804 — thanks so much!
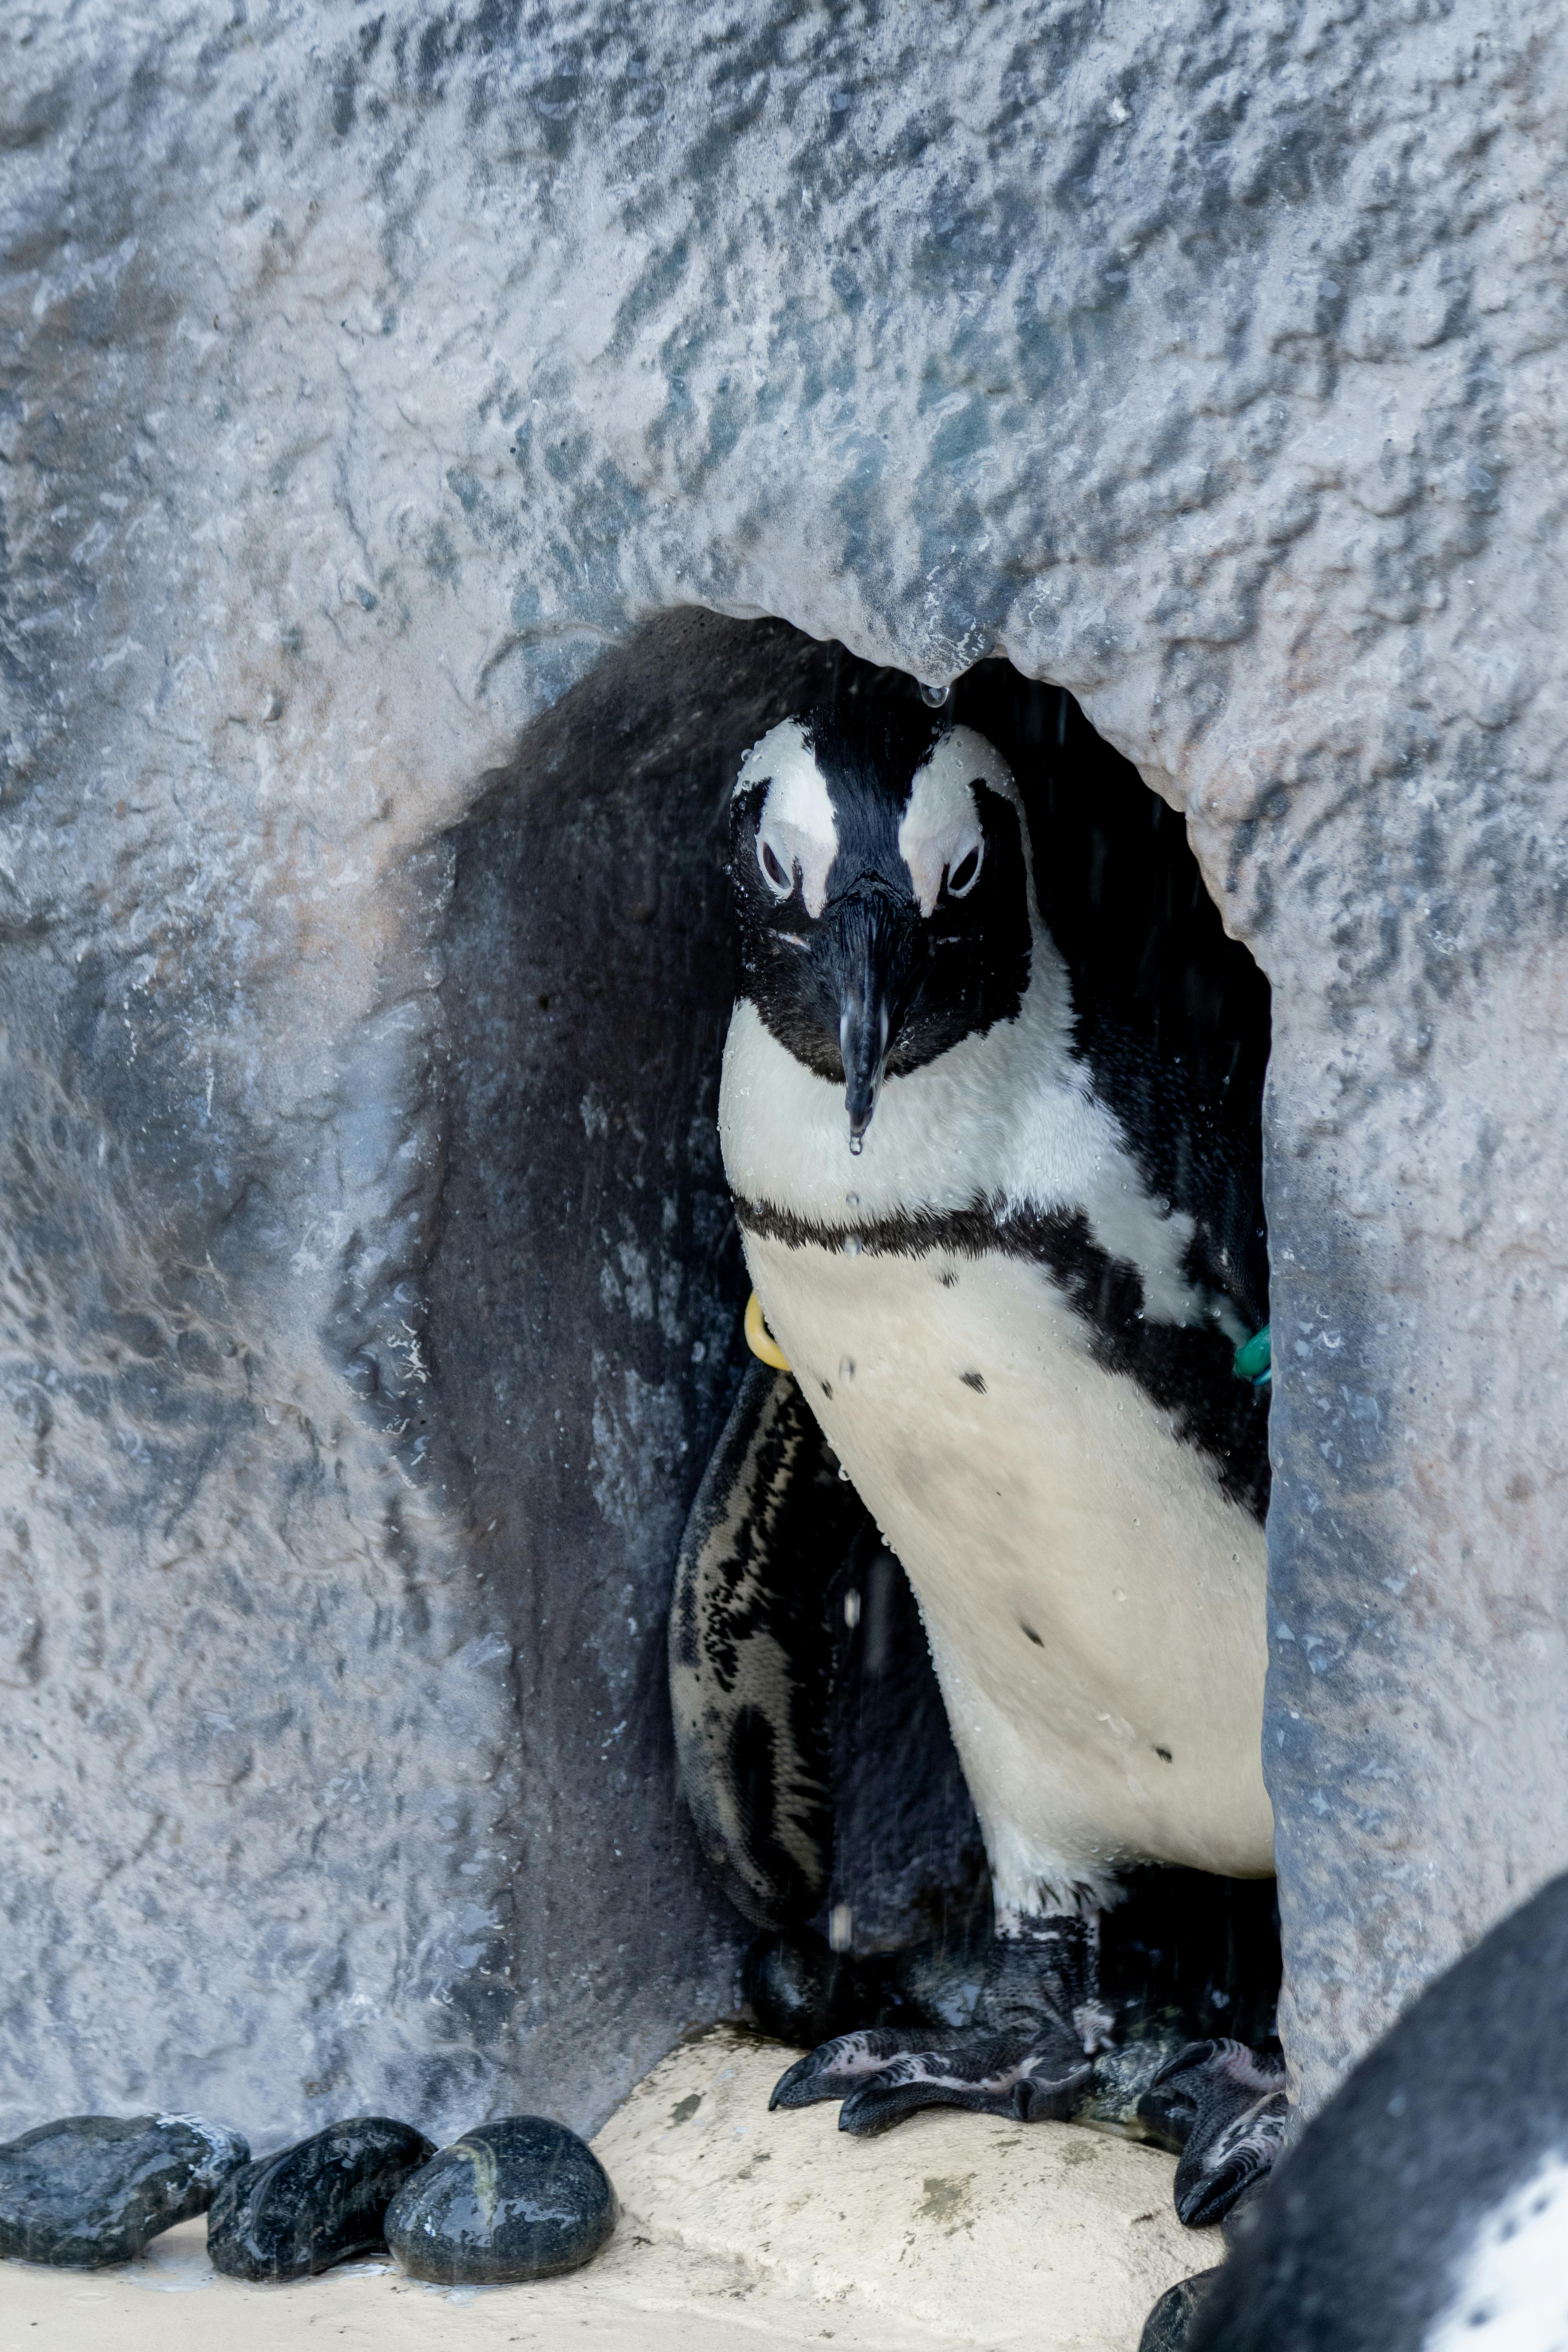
xmin=0 ymin=2027 xmax=1210 ymax=2349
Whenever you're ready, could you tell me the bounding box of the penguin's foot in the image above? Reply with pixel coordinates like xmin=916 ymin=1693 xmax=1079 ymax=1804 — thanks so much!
xmin=769 ymin=1913 xmax=1100 ymax=2134
xmin=1138 ymin=2037 xmax=1288 ymax=2227
xmin=769 ymin=2017 xmax=1094 ymax=2132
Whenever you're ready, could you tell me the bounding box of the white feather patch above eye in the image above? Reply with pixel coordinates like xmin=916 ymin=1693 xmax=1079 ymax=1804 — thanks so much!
xmin=735 ymin=718 xmax=839 ymax=918
xmin=898 ymin=726 xmax=1019 ymax=916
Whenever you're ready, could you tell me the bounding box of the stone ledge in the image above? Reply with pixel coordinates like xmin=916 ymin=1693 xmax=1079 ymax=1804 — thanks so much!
xmin=0 ymin=2027 xmax=1208 ymax=2349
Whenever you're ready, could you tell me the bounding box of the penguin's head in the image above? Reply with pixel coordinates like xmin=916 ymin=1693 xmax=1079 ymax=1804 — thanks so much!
xmin=730 ymin=701 xmax=1033 ymax=1151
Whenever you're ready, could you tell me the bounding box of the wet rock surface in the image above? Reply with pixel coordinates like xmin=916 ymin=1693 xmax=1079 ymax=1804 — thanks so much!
xmin=0 ymin=2114 xmax=249 ymax=2269
xmin=0 ymin=2031 xmax=1211 ymax=2344
xmin=206 ymin=2116 xmax=435 ymax=2282
xmin=385 ymin=2117 xmax=615 ymax=2285
xmin=4 ymin=0 xmax=1568 ymax=2143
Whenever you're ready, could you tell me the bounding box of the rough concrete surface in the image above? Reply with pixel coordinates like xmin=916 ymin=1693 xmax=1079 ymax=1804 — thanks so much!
xmin=0 ymin=2027 xmax=1208 ymax=2349
xmin=2 ymin=0 xmax=1567 ymax=2141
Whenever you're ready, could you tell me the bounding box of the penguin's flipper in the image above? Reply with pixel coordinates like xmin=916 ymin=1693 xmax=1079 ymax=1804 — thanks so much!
xmin=1138 ymin=2039 xmax=1289 ymax=2227
xmin=670 ymin=1361 xmax=864 ymax=1929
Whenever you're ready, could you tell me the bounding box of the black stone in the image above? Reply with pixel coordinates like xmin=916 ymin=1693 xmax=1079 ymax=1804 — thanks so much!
xmin=743 ymin=1922 xmax=991 ymax=2049
xmin=384 ymin=2118 xmax=615 ymax=2284
xmin=743 ymin=1928 xmax=875 ymax=2048
xmin=0 ymin=2114 xmax=249 ymax=2269
xmin=872 ymin=1922 xmax=990 ymax=2032
xmin=206 ymin=2116 xmax=436 ymax=2282
xmin=1140 ymin=2270 xmax=1223 ymax=2352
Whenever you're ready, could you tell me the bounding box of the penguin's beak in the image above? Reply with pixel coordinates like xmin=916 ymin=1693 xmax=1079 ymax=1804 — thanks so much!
xmin=840 ymin=991 xmax=889 ymax=1154
xmin=822 ymin=891 xmax=918 ymax=1154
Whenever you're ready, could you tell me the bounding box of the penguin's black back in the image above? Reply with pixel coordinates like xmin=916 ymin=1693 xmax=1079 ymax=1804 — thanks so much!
xmin=956 ymin=662 xmax=1271 ymax=1333
xmin=1190 ymin=1868 xmax=1568 ymax=2352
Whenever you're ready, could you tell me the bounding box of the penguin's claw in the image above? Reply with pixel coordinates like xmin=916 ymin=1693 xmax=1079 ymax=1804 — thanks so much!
xmin=1139 ymin=2037 xmax=1289 ymax=2228
xmin=840 ymin=2025 xmax=1093 ymax=2133
xmin=769 ymin=2026 xmax=950 ymax=2109
xmin=770 ymin=2021 xmax=1092 ymax=2134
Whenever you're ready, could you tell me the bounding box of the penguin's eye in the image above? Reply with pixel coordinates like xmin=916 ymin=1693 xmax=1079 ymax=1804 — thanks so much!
xmin=758 ymin=835 xmax=794 ymax=896
xmin=946 ymin=843 xmax=983 ymax=897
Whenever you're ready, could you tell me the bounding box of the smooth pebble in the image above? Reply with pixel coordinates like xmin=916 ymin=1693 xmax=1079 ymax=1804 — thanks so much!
xmin=0 ymin=2113 xmax=248 ymax=2269
xmin=207 ymin=2115 xmax=435 ymax=2281
xmin=385 ymin=2116 xmax=615 ymax=2285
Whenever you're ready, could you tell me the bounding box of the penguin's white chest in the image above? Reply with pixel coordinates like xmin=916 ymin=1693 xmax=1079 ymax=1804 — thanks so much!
xmin=742 ymin=1230 xmax=1274 ymax=1911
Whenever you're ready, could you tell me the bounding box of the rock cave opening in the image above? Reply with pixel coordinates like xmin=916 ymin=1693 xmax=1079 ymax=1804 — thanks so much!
xmin=428 ymin=604 xmax=1278 ymax=2043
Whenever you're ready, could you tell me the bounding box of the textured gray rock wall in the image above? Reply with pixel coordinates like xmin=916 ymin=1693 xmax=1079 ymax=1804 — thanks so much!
xmin=2 ymin=0 xmax=1566 ymax=2129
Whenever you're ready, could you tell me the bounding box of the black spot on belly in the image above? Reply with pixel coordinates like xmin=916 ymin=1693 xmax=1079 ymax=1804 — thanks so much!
xmin=1154 ymin=1745 xmax=1173 ymax=1762
xmin=960 ymin=1370 xmax=987 ymax=1394
xmin=734 ymin=1192 xmax=1271 ymax=1523
xmin=1020 ymin=1622 xmax=1044 ymax=1647
xmin=938 ymin=1270 xmax=958 ymax=1289
xmin=821 ymin=1380 xmax=833 ymax=1400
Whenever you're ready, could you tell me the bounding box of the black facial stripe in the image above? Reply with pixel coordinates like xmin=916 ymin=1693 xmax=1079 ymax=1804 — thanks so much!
xmin=733 ymin=1192 xmax=1270 ymax=1523
xmin=818 ymin=758 xmax=917 ymax=903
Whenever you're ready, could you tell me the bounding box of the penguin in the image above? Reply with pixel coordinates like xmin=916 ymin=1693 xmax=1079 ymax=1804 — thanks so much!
xmin=1157 ymin=1866 xmax=1568 ymax=2352
xmin=670 ymin=664 xmax=1283 ymax=2225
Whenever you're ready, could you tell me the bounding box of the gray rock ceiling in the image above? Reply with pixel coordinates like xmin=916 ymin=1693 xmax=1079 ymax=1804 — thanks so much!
xmin=1 ymin=0 xmax=1565 ymax=2136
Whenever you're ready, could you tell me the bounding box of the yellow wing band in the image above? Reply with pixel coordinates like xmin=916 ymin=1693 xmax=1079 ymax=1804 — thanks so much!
xmin=744 ymin=1290 xmax=791 ymax=1372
